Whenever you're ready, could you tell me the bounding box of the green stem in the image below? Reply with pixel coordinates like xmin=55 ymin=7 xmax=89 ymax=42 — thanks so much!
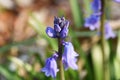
xmin=58 ymin=38 xmax=65 ymax=80
xmin=100 ymin=0 xmax=107 ymax=80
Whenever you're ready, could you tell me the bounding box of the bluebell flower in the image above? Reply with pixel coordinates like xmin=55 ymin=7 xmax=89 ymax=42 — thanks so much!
xmin=41 ymin=53 xmax=59 ymax=78
xmin=84 ymin=14 xmax=100 ymax=30
xmin=44 ymin=16 xmax=79 ymax=79
xmin=84 ymin=0 xmax=101 ymax=30
xmin=105 ymin=23 xmax=116 ymax=39
xmin=62 ymin=42 xmax=79 ymax=70
xmin=46 ymin=17 xmax=69 ymax=38
xmin=91 ymin=0 xmax=101 ymax=13
xmin=114 ymin=0 xmax=120 ymax=3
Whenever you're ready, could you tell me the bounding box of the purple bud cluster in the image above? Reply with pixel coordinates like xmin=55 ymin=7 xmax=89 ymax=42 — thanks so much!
xmin=46 ymin=17 xmax=69 ymax=38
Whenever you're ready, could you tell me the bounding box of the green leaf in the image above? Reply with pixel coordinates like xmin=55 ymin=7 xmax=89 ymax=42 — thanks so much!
xmin=69 ymin=0 xmax=83 ymax=28
xmin=91 ymin=45 xmax=103 ymax=80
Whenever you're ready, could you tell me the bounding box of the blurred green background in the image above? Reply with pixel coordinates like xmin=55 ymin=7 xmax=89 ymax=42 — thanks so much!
xmin=0 ymin=0 xmax=120 ymax=80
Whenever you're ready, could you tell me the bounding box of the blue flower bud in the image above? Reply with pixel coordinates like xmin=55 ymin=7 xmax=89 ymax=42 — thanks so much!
xmin=54 ymin=24 xmax=61 ymax=32
xmin=46 ymin=27 xmax=57 ymax=38
xmin=54 ymin=17 xmax=61 ymax=24
xmin=60 ymin=21 xmax=69 ymax=38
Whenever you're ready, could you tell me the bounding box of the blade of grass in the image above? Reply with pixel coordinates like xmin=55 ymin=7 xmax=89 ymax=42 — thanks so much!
xmin=114 ymin=30 xmax=120 ymax=79
xmin=91 ymin=45 xmax=103 ymax=80
xmin=83 ymin=0 xmax=92 ymax=17
xmin=69 ymin=0 xmax=83 ymax=28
